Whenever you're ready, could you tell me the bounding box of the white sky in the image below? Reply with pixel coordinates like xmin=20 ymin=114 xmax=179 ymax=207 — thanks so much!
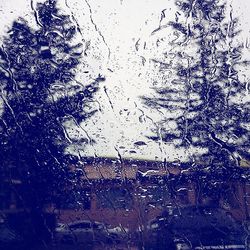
xmin=0 ymin=0 xmax=250 ymax=161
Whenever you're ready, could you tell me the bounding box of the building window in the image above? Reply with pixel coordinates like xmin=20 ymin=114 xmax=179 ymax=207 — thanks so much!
xmin=58 ymin=188 xmax=91 ymax=210
xmin=97 ymin=187 xmax=133 ymax=209
xmin=138 ymin=185 xmax=171 ymax=208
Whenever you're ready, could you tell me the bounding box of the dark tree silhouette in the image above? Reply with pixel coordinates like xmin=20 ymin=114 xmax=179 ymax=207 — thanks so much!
xmin=142 ymin=0 xmax=250 ymax=172
xmin=0 ymin=0 xmax=100 ymax=242
xmin=141 ymin=0 xmax=250 ymax=206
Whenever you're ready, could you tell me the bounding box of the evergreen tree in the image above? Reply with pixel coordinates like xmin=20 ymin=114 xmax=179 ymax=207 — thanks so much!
xmin=0 ymin=0 xmax=99 ymax=234
xmin=142 ymin=0 xmax=250 ymax=173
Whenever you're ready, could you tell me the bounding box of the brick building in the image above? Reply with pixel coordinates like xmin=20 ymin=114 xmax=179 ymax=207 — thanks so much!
xmin=48 ymin=157 xmax=250 ymax=231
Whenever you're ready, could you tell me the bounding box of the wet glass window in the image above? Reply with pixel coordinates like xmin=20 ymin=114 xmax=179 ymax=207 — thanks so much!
xmin=0 ymin=0 xmax=250 ymax=249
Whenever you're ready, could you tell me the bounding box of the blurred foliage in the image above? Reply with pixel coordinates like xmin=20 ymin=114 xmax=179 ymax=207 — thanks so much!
xmin=0 ymin=0 xmax=99 ymax=210
xmin=142 ymin=0 xmax=250 ymax=179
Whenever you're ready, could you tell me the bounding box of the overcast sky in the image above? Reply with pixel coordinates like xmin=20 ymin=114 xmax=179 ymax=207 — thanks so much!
xmin=0 ymin=0 xmax=250 ymax=161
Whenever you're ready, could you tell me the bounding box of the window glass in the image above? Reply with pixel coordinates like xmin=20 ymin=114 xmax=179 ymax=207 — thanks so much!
xmin=0 ymin=0 xmax=250 ymax=249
